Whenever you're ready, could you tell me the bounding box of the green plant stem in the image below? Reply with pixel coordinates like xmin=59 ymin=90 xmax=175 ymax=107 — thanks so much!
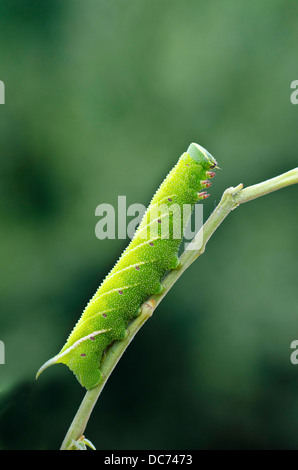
xmin=60 ymin=166 xmax=298 ymax=450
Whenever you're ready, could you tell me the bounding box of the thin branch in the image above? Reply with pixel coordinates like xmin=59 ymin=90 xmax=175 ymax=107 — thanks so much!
xmin=60 ymin=166 xmax=298 ymax=450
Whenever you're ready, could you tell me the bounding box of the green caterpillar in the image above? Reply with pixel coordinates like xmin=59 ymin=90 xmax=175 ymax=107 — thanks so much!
xmin=37 ymin=143 xmax=218 ymax=389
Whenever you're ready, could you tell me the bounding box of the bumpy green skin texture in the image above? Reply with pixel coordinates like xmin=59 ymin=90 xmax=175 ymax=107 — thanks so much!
xmin=47 ymin=144 xmax=217 ymax=389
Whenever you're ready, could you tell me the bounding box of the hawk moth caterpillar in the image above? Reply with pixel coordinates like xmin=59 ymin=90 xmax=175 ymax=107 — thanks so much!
xmin=37 ymin=143 xmax=218 ymax=389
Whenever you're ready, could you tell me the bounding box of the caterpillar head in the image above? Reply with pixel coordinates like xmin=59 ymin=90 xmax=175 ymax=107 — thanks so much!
xmin=187 ymin=142 xmax=218 ymax=170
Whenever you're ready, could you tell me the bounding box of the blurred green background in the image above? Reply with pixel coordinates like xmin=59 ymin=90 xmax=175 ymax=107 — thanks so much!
xmin=0 ymin=0 xmax=297 ymax=450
